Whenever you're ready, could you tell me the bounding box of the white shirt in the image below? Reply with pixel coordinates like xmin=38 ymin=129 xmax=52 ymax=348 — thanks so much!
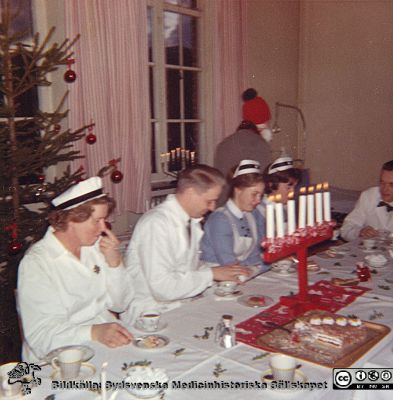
xmin=123 ymin=195 xmax=213 ymax=319
xmin=18 ymin=227 xmax=133 ymax=362
xmin=341 ymin=186 xmax=393 ymax=241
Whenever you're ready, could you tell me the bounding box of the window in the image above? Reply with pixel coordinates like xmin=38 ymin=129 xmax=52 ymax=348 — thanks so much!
xmin=147 ymin=0 xmax=202 ymax=179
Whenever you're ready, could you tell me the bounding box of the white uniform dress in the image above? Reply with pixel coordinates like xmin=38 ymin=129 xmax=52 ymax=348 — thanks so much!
xmin=18 ymin=227 xmax=134 ymax=362
xmin=123 ymin=194 xmax=213 ymax=321
xmin=341 ymin=186 xmax=393 ymax=241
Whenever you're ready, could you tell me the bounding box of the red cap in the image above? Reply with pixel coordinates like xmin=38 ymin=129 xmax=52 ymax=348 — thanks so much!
xmin=242 ymin=96 xmax=271 ymax=125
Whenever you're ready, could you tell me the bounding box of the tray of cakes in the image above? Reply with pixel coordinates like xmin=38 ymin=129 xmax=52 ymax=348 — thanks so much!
xmin=256 ymin=310 xmax=390 ymax=368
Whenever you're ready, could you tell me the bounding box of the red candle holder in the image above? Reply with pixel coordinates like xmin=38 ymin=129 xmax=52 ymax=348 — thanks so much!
xmin=262 ymin=222 xmax=335 ymax=313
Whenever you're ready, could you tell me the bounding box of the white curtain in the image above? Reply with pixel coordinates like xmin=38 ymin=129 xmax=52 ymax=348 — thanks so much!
xmin=207 ymin=0 xmax=249 ymax=146
xmin=64 ymin=0 xmax=150 ymax=214
xmin=64 ymin=0 xmax=247 ymax=213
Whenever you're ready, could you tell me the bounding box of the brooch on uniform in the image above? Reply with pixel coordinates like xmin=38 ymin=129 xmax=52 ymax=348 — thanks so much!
xmin=93 ymin=265 xmax=101 ymax=274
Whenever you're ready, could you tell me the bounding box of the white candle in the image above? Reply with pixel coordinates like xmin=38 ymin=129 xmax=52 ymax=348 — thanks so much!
xmin=315 ymin=183 xmax=323 ymax=224
xmin=307 ymin=186 xmax=315 ymax=226
xmin=298 ymin=187 xmax=307 ymax=229
xmin=323 ymin=182 xmax=331 ymax=221
xmin=266 ymin=196 xmax=275 ymax=239
xmin=101 ymin=361 xmax=108 ymax=400
xmin=275 ymin=194 xmax=285 ymax=238
xmin=287 ymin=191 xmax=296 ymax=235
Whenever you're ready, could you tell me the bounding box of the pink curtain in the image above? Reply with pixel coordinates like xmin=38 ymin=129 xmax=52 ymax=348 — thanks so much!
xmin=64 ymin=0 xmax=150 ymax=214
xmin=208 ymin=0 xmax=249 ymax=146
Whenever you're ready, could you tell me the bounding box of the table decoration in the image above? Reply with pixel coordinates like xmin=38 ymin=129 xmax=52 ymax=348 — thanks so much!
xmin=193 ymin=326 xmax=214 ymax=340
xmin=251 ymin=352 xmax=269 ymax=361
xmin=212 ymin=362 xmax=227 ymax=378
xmin=173 ymin=348 xmax=185 ymax=357
xmin=369 ymin=310 xmax=384 ymax=320
xmin=122 ymin=361 xmax=152 ymax=371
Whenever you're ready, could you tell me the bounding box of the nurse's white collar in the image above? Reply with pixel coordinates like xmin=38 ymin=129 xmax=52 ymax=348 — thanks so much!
xmin=227 ymin=199 xmax=244 ymax=219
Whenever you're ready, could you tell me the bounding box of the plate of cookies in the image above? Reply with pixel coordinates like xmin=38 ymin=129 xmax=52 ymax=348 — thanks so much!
xmin=237 ymin=294 xmax=274 ymax=308
xmin=133 ymin=335 xmax=170 ymax=350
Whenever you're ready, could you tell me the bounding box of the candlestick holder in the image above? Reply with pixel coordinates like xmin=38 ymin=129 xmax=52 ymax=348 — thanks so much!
xmin=160 ymin=148 xmax=196 ymax=179
xmin=262 ymin=221 xmax=334 ymax=313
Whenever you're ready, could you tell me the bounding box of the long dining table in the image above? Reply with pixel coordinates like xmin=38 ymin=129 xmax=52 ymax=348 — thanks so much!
xmin=25 ymin=238 xmax=393 ymax=400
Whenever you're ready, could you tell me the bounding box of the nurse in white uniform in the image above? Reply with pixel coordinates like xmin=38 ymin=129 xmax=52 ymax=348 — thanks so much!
xmin=200 ymin=160 xmax=268 ymax=271
xmin=18 ymin=177 xmax=134 ymax=362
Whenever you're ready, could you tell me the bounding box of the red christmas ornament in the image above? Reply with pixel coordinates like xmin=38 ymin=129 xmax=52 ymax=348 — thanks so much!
xmin=64 ymin=69 xmax=77 ymax=83
xmin=8 ymin=240 xmax=23 ymax=255
xmin=86 ymin=122 xmax=96 ymax=144
xmin=37 ymin=174 xmax=45 ymax=183
xmin=111 ymin=169 xmax=123 ymax=183
xmin=86 ymin=133 xmax=97 ymax=144
xmin=64 ymin=58 xmax=77 ymax=83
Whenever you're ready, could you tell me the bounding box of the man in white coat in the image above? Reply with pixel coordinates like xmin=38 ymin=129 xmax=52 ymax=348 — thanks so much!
xmin=18 ymin=177 xmax=134 ymax=362
xmin=341 ymin=160 xmax=393 ymax=241
xmin=124 ymin=164 xmax=251 ymax=317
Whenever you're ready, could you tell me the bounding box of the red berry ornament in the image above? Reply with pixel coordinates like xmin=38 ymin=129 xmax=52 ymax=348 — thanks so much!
xmin=37 ymin=174 xmax=45 ymax=183
xmin=64 ymin=69 xmax=77 ymax=83
xmin=86 ymin=133 xmax=97 ymax=144
xmin=111 ymin=170 xmax=123 ymax=183
xmin=8 ymin=240 xmax=23 ymax=255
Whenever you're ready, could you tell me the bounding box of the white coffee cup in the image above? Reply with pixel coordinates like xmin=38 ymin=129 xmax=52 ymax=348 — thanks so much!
xmin=270 ymin=354 xmax=297 ymax=381
xmin=139 ymin=311 xmax=161 ymax=332
xmin=275 ymin=259 xmax=293 ymax=272
xmin=0 ymin=362 xmax=22 ymax=397
xmin=51 ymin=348 xmax=83 ymax=379
xmin=363 ymin=239 xmax=376 ymax=250
xmin=217 ymin=281 xmax=238 ymax=294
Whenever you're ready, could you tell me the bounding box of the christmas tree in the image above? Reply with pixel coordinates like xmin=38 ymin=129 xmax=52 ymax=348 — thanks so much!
xmin=0 ymin=1 xmax=89 ymax=362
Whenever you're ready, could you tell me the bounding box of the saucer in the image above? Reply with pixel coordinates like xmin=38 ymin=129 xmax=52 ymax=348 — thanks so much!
xmin=237 ymin=294 xmax=274 ymax=308
xmin=45 ymin=345 xmax=94 ymax=364
xmin=133 ymin=335 xmax=170 ymax=350
xmin=271 ymin=266 xmax=296 ymax=275
xmin=307 ymin=263 xmax=321 ymax=272
xmin=262 ymin=368 xmax=307 ymax=391
xmin=214 ymin=288 xmax=243 ymax=298
xmin=134 ymin=320 xmax=168 ymax=333
xmin=50 ymin=362 xmax=96 ymax=380
xmin=317 ymin=251 xmax=344 ymax=259
xmin=330 ymin=246 xmax=350 ymax=255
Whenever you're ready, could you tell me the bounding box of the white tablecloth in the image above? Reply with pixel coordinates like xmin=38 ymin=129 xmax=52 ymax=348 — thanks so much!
xmin=23 ymin=239 xmax=393 ymax=400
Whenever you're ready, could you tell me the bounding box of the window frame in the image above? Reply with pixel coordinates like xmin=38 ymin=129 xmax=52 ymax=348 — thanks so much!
xmin=147 ymin=0 xmax=206 ymax=183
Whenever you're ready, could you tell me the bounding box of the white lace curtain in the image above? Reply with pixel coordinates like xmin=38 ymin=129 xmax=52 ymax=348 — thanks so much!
xmin=64 ymin=0 xmax=247 ymax=214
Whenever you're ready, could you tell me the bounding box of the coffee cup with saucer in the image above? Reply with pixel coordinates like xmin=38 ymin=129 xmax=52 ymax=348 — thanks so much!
xmin=216 ymin=281 xmax=238 ymax=295
xmin=51 ymin=348 xmax=85 ymax=380
xmin=136 ymin=311 xmax=163 ymax=332
xmin=272 ymin=259 xmax=294 ymax=274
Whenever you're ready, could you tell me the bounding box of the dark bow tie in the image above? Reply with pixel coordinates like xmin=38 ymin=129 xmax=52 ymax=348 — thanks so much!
xmin=377 ymin=201 xmax=393 ymax=212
